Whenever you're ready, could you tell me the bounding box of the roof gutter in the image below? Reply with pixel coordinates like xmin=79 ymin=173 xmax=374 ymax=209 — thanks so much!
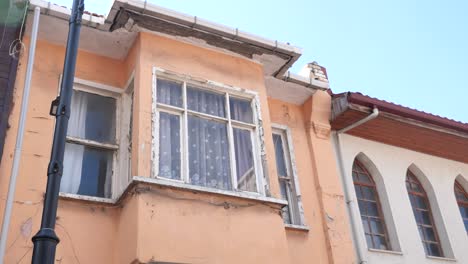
xmin=29 ymin=0 xmax=303 ymax=78
xmin=338 ymin=107 xmax=379 ymax=133
xmin=333 ymin=107 xmax=379 ymax=264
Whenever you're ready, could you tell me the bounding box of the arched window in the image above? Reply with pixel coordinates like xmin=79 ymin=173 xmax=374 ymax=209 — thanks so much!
xmin=406 ymin=170 xmax=443 ymax=257
xmin=454 ymin=180 xmax=468 ymax=234
xmin=352 ymin=160 xmax=390 ymax=250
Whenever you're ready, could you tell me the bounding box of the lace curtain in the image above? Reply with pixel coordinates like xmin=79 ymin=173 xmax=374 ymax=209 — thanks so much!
xmin=157 ymin=81 xmax=256 ymax=192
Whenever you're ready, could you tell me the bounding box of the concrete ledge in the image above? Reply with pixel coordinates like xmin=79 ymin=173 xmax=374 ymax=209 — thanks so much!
xmin=426 ymin=256 xmax=457 ymax=262
xmin=59 ymin=192 xmax=117 ymax=205
xmin=133 ymin=176 xmax=288 ymax=207
xmin=285 ymin=224 xmax=310 ymax=232
xmin=58 ymin=176 xmax=288 ymax=208
xmin=368 ymin=248 xmax=403 ymax=256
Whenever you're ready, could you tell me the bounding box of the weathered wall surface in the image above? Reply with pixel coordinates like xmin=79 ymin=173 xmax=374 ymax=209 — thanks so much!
xmin=302 ymin=91 xmax=356 ymax=264
xmin=0 ymin=37 xmax=134 ymax=263
xmin=0 ymin=31 xmax=355 ymax=264
xmin=132 ymin=32 xmax=290 ymax=263
xmin=339 ymin=133 xmax=468 ymax=264
xmin=268 ymin=98 xmax=332 ymax=264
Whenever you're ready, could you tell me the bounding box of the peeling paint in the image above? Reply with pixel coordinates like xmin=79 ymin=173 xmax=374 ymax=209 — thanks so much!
xmin=20 ymin=218 xmax=32 ymax=238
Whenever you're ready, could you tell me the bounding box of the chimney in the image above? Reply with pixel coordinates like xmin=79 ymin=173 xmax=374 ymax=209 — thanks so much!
xmin=298 ymin=61 xmax=329 ymax=83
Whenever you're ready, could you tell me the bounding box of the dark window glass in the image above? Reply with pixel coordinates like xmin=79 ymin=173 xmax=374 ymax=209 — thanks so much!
xmin=406 ymin=171 xmax=443 ymax=257
xmin=273 ymin=131 xmax=300 ymax=225
xmin=273 ymin=134 xmax=287 ymax=177
xmin=352 ymin=160 xmax=391 ymax=250
xmin=454 ymin=181 xmax=468 ymax=234
xmin=63 ymin=143 xmax=113 ymax=198
xmin=69 ymin=90 xmax=116 ymax=143
xmin=229 ymin=97 xmax=253 ymax=123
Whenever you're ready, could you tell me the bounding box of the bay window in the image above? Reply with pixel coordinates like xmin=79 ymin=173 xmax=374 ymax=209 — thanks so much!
xmin=153 ymin=71 xmax=263 ymax=194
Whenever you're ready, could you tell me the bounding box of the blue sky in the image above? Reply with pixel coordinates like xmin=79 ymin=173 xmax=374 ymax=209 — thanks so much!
xmin=54 ymin=0 xmax=468 ymax=123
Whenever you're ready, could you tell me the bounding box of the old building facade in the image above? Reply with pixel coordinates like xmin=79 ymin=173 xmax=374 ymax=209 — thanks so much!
xmin=0 ymin=0 xmax=355 ymax=263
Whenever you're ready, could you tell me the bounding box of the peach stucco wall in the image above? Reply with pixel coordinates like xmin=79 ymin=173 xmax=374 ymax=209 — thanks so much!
xmin=0 ymin=37 xmax=133 ymax=263
xmin=0 ymin=31 xmax=354 ymax=263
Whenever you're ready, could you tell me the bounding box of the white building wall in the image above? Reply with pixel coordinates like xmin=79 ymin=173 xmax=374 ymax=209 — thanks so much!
xmin=338 ymin=133 xmax=468 ymax=264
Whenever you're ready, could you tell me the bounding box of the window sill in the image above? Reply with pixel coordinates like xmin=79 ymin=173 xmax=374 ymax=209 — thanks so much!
xmin=285 ymin=224 xmax=309 ymax=232
xmin=368 ymin=248 xmax=403 ymax=256
xmin=133 ymin=176 xmax=288 ymax=207
xmin=426 ymin=256 xmax=457 ymax=262
xmin=59 ymin=192 xmax=116 ymax=204
xmin=58 ymin=177 xmax=288 ymax=208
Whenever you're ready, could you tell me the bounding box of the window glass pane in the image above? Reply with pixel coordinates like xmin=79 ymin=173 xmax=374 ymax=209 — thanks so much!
xmin=230 ymin=97 xmax=253 ymax=123
xmin=233 ymin=128 xmax=256 ymax=192
xmin=158 ymin=112 xmax=181 ymax=180
xmin=361 ymin=217 xmax=370 ymax=233
xmin=366 ymin=201 xmax=379 ymax=217
xmin=272 ymin=134 xmax=287 ymax=177
xmin=370 ymin=219 xmax=384 ymax=234
xmin=279 ymin=180 xmax=291 ymax=224
xmin=61 ymin=143 xmax=113 ymax=198
xmin=412 ymin=209 xmax=422 ymax=223
xmin=416 ymin=196 xmax=428 ymax=209
xmin=374 ymin=235 xmax=388 ymax=250
xmin=427 ymin=243 xmax=442 ymax=257
xmin=365 ymin=234 xmax=373 ymax=248
xmin=459 ymin=207 xmax=465 ymax=218
xmin=187 ymin=86 xmax=225 ymax=117
xmin=188 ymin=116 xmax=231 ymax=190
xmin=424 ymin=227 xmax=436 ymax=242
xmin=279 ymin=179 xmax=289 ymax=200
xmin=157 ymin=79 xmax=182 ymax=107
xmin=69 ymin=90 xmax=116 ymax=143
xmin=358 ymin=173 xmax=372 ymax=183
xmin=354 ymin=185 xmax=363 ymax=199
xmin=358 ymin=200 xmax=367 ymax=215
xmin=420 ymin=211 xmax=431 ymax=225
xmin=353 ymin=163 xmax=365 ymax=173
xmin=362 ymin=186 xmax=375 ymax=201
xmin=352 ymin=172 xmax=359 ymax=182
xmin=464 ymin=220 xmax=468 ymax=232
xmin=418 ymin=226 xmax=424 ymax=240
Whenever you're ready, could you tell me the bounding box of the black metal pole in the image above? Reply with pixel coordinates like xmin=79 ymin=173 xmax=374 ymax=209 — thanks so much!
xmin=31 ymin=0 xmax=84 ymax=263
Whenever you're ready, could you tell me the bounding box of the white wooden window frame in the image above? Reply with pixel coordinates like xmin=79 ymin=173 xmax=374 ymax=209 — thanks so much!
xmin=272 ymin=124 xmax=306 ymax=226
xmin=62 ymin=77 xmax=133 ymax=199
xmin=151 ymin=67 xmax=265 ymax=195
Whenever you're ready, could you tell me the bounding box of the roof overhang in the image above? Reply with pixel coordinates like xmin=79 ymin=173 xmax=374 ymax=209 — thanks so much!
xmin=331 ymin=92 xmax=468 ymax=163
xmin=27 ymin=0 xmax=302 ymax=78
xmin=26 ymin=0 xmax=327 ymax=104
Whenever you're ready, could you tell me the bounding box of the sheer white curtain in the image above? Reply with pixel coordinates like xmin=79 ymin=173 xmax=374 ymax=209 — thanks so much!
xmin=61 ymin=92 xmax=87 ymax=194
